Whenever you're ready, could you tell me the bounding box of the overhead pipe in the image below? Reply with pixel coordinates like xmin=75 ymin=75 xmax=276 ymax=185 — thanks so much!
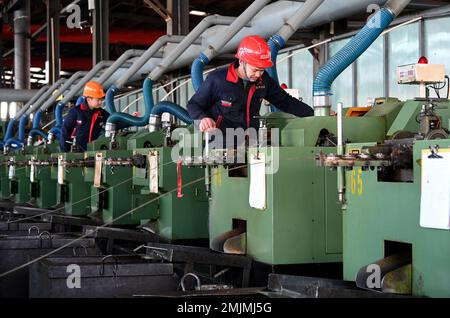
xmin=23 ymin=78 xmax=66 ymax=116
xmin=33 ymin=71 xmax=87 ymax=113
xmin=106 ymin=35 xmax=194 ymax=114
xmin=101 ymin=0 xmax=389 ymax=89
xmin=6 ymin=84 xmax=48 ymax=146
xmin=106 ymin=15 xmax=241 ymax=130
xmin=313 ymin=0 xmax=412 ymax=116
xmin=20 ymin=78 xmax=67 ymax=118
xmin=59 ymin=61 xmax=114 ymax=105
xmin=94 ymin=0 xmax=390 ymax=90
xmin=267 ymin=0 xmax=325 ymax=112
xmin=0 ymin=89 xmax=40 ymax=103
xmin=10 ymin=85 xmax=49 ymax=119
xmin=149 ymin=15 xmax=249 ymax=82
xmin=97 ymin=49 xmax=146 ymax=85
xmin=191 ymin=0 xmax=270 ymax=92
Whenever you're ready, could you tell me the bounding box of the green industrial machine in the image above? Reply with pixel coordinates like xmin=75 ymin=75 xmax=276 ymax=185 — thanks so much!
xmin=127 ymin=128 xmax=209 ymax=240
xmin=0 ymin=156 xmax=11 ymax=200
xmin=319 ymin=98 xmax=450 ymax=297
xmin=181 ymin=110 xmax=396 ymax=267
xmin=78 ymin=124 xmax=209 ymax=241
xmin=50 ymin=150 xmax=93 ymax=217
xmin=24 ymin=143 xmax=60 ymax=208
xmin=83 ymin=131 xmax=163 ymax=225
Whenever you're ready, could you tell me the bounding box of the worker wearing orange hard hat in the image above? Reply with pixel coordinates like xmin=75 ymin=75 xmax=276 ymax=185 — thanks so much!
xmin=60 ymin=81 xmax=109 ymax=152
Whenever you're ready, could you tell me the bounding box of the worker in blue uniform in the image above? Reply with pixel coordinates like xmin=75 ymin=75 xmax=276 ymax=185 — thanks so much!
xmin=60 ymin=81 xmax=109 ymax=152
xmin=187 ymin=35 xmax=314 ymax=135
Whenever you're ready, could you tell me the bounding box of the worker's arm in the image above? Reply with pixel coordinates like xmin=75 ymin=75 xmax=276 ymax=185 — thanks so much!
xmin=60 ymin=109 xmax=77 ymax=152
xmin=264 ymin=75 xmax=314 ymax=117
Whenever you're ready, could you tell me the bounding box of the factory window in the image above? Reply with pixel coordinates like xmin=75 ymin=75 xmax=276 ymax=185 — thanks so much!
xmin=187 ymin=79 xmax=195 ymax=102
xmin=388 ymin=22 xmax=420 ymax=100
xmin=357 ymin=37 xmax=384 ymax=106
xmin=9 ymin=102 xmax=17 ymax=119
xmin=0 ymin=102 xmax=8 ymax=121
xmin=291 ymin=48 xmax=313 ymax=107
xmin=330 ymin=38 xmax=353 ymax=110
xmin=276 ymin=52 xmax=289 ymax=86
xmin=425 ymin=16 xmax=450 ymax=99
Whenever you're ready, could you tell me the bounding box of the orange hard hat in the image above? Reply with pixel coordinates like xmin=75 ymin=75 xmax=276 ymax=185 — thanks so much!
xmin=83 ymin=81 xmax=105 ymax=99
xmin=235 ymin=35 xmax=273 ymax=68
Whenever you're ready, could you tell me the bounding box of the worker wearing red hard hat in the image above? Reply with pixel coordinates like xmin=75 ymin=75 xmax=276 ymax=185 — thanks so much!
xmin=187 ymin=35 xmax=313 ymax=133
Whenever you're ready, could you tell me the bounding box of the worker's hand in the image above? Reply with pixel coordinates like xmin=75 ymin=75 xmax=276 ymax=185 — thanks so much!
xmin=199 ymin=117 xmax=216 ymax=132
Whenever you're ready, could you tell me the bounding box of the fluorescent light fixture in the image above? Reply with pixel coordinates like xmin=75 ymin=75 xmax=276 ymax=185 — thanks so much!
xmin=30 ymin=67 xmax=42 ymax=72
xmin=29 ymin=113 xmax=34 ymax=121
xmin=189 ymin=10 xmax=207 ymax=16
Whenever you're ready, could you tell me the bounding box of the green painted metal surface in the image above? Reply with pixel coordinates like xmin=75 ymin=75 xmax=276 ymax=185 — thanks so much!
xmin=51 ymin=152 xmax=92 ymax=216
xmin=24 ymin=143 xmax=60 ymax=208
xmin=343 ymin=139 xmax=450 ymax=297
xmin=210 ymin=114 xmax=387 ymax=265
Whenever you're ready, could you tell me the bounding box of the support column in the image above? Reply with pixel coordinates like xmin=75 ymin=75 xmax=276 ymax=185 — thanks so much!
xmin=0 ymin=13 xmax=4 ymax=87
xmin=312 ymin=29 xmax=328 ymax=79
xmin=165 ymin=0 xmax=189 ymax=104
xmin=166 ymin=0 xmax=189 ymax=36
xmin=47 ymin=0 xmax=61 ymax=85
xmin=14 ymin=0 xmax=31 ymax=89
xmin=91 ymin=0 xmax=109 ymax=65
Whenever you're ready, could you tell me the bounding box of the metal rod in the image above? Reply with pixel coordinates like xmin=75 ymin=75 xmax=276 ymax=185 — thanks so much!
xmin=337 ymin=102 xmax=346 ymax=208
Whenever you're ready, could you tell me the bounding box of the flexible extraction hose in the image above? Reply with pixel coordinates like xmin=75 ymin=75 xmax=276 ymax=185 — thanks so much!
xmin=151 ymin=101 xmax=193 ymax=125
xmin=18 ymin=115 xmax=28 ymax=142
xmin=106 ymin=78 xmax=153 ymax=127
xmin=267 ymin=34 xmax=286 ymax=112
xmin=28 ymin=110 xmax=48 ymax=143
xmin=5 ymin=115 xmax=28 ymax=148
xmin=105 ymin=85 xmax=118 ymax=114
xmin=313 ymin=7 xmax=395 ymax=104
xmin=33 ymin=110 xmax=42 ymax=130
xmin=4 ymin=119 xmax=16 ymax=143
xmin=192 ymin=53 xmax=210 ymax=92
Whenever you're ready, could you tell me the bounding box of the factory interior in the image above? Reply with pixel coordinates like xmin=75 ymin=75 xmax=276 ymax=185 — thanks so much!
xmin=0 ymin=0 xmax=450 ymax=301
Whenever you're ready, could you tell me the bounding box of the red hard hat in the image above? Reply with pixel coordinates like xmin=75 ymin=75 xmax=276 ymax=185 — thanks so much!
xmin=235 ymin=35 xmax=273 ymax=68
